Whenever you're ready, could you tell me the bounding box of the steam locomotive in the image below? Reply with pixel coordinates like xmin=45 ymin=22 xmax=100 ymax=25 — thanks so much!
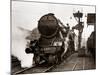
xmin=25 ymin=13 xmax=75 ymax=65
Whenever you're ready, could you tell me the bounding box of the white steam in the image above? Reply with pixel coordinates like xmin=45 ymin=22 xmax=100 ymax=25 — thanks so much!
xmin=81 ymin=25 xmax=94 ymax=49
xmin=12 ymin=26 xmax=34 ymax=68
xmin=73 ymin=25 xmax=94 ymax=51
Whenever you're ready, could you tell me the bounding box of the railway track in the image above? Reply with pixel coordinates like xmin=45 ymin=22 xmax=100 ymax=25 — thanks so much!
xmin=72 ymin=56 xmax=85 ymax=71
xmin=12 ymin=53 xmax=96 ymax=74
xmin=50 ymin=53 xmax=87 ymax=72
xmin=12 ymin=51 xmax=75 ymax=75
xmin=12 ymin=65 xmax=36 ymax=75
xmin=12 ymin=63 xmax=56 ymax=75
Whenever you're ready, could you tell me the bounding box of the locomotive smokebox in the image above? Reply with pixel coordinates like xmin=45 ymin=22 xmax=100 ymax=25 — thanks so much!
xmin=38 ymin=13 xmax=59 ymax=38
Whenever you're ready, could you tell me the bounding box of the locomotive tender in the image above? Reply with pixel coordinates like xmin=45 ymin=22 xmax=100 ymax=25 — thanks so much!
xmin=25 ymin=13 xmax=75 ymax=65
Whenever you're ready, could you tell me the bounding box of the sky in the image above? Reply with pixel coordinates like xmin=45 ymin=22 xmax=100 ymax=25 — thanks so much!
xmin=12 ymin=1 xmax=96 ymax=67
xmin=12 ymin=1 xmax=95 ymax=30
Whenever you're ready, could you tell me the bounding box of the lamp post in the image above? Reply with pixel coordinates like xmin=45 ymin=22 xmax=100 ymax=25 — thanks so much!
xmin=73 ymin=11 xmax=84 ymax=52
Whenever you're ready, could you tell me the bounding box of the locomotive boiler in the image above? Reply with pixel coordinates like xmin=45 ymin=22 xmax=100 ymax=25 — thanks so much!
xmin=25 ymin=13 xmax=74 ymax=65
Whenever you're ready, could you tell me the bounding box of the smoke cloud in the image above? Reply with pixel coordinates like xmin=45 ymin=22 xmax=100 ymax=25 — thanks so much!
xmin=12 ymin=26 xmax=34 ymax=68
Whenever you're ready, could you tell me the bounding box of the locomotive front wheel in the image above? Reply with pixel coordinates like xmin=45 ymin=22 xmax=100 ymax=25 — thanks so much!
xmin=48 ymin=55 xmax=58 ymax=64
